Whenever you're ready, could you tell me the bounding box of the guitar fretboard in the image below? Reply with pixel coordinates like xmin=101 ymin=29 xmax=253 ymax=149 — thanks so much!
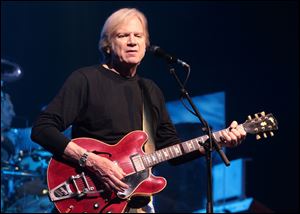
xmin=140 ymin=126 xmax=234 ymax=168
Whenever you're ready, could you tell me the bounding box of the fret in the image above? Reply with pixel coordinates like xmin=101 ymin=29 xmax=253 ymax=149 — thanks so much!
xmin=203 ymin=135 xmax=209 ymax=143
xmin=182 ymin=142 xmax=189 ymax=153
xmin=161 ymin=150 xmax=166 ymax=161
xmin=198 ymin=136 xmax=205 ymax=147
xmin=190 ymin=140 xmax=195 ymax=150
xmin=197 ymin=137 xmax=204 ymax=145
xmin=158 ymin=152 xmax=162 ymax=163
xmin=162 ymin=148 xmax=169 ymax=159
xmin=172 ymin=146 xmax=177 ymax=157
xmin=192 ymin=140 xmax=196 ymax=150
xmin=141 ymin=155 xmax=149 ymax=168
xmin=145 ymin=155 xmax=151 ymax=167
xmin=173 ymin=144 xmax=182 ymax=156
xmin=156 ymin=150 xmax=163 ymax=162
xmin=168 ymin=146 xmax=174 ymax=158
xmin=146 ymin=155 xmax=152 ymax=166
xmin=151 ymin=153 xmax=157 ymax=164
xmin=191 ymin=139 xmax=199 ymax=149
xmin=186 ymin=140 xmax=194 ymax=152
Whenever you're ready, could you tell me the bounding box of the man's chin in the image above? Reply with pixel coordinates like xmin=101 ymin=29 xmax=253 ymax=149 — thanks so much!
xmin=125 ymin=61 xmax=141 ymax=67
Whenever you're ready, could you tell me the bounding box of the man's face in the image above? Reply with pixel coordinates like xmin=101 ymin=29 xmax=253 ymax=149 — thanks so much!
xmin=110 ymin=16 xmax=146 ymax=66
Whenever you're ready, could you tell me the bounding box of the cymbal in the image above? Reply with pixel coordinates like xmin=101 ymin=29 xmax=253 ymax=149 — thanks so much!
xmin=1 ymin=169 xmax=39 ymax=177
xmin=1 ymin=58 xmax=23 ymax=82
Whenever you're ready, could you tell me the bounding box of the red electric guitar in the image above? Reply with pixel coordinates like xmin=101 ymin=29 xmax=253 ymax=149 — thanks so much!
xmin=47 ymin=112 xmax=278 ymax=213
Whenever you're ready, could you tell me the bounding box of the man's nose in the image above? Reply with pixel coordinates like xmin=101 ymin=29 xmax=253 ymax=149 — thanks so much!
xmin=127 ymin=34 xmax=137 ymax=45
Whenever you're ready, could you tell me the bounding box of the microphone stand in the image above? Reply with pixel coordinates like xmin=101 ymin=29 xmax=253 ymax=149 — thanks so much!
xmin=167 ymin=65 xmax=230 ymax=213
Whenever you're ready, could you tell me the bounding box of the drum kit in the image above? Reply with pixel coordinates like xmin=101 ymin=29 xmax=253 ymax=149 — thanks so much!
xmin=1 ymin=59 xmax=54 ymax=213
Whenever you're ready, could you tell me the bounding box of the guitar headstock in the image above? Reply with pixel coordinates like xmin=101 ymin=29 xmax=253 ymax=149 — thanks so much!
xmin=243 ymin=111 xmax=278 ymax=140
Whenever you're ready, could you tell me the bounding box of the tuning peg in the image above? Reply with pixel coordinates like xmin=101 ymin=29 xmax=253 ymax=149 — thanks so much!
xmin=255 ymin=113 xmax=259 ymax=118
xmin=263 ymin=133 xmax=267 ymax=138
xmin=256 ymin=134 xmax=261 ymax=140
xmin=261 ymin=111 xmax=265 ymax=116
xmin=269 ymin=117 xmax=276 ymax=125
xmin=270 ymin=131 xmax=274 ymax=137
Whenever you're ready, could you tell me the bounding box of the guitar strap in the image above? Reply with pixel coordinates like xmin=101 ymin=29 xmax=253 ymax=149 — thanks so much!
xmin=141 ymin=100 xmax=156 ymax=213
xmin=138 ymin=77 xmax=156 ymax=154
xmin=128 ymin=78 xmax=155 ymax=213
xmin=142 ymin=95 xmax=156 ymax=154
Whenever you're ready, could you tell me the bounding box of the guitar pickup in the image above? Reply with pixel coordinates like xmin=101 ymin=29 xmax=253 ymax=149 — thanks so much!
xmin=130 ymin=154 xmax=146 ymax=172
xmin=49 ymin=172 xmax=99 ymax=201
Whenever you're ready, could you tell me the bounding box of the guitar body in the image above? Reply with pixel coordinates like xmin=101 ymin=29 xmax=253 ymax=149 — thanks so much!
xmin=47 ymin=130 xmax=167 ymax=213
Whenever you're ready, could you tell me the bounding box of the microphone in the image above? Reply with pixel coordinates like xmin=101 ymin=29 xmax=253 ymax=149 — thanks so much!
xmin=148 ymin=45 xmax=190 ymax=68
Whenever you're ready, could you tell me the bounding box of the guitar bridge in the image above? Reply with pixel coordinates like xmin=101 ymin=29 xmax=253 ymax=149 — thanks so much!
xmin=49 ymin=171 xmax=100 ymax=202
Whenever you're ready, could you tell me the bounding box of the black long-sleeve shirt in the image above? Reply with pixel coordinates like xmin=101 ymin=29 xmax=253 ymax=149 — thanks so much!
xmin=31 ymin=65 xmax=181 ymax=156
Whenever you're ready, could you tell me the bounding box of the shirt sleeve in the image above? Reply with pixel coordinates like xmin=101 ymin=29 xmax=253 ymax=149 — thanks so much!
xmin=31 ymin=70 xmax=88 ymax=156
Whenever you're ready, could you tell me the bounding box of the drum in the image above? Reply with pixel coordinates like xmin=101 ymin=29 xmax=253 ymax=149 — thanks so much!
xmin=13 ymin=149 xmax=51 ymax=197
xmin=6 ymin=195 xmax=54 ymax=213
xmin=15 ymin=177 xmax=48 ymax=197
xmin=17 ymin=149 xmax=51 ymax=172
xmin=1 ymin=167 xmax=38 ymax=212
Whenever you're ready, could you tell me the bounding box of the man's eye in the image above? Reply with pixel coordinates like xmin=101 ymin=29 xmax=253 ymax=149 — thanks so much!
xmin=117 ymin=34 xmax=127 ymax=38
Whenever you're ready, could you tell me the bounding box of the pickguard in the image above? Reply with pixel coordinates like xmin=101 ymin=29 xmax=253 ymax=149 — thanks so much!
xmin=117 ymin=169 xmax=149 ymax=199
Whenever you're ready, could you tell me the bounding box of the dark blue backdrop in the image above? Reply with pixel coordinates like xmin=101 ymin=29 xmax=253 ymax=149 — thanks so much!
xmin=1 ymin=1 xmax=299 ymax=212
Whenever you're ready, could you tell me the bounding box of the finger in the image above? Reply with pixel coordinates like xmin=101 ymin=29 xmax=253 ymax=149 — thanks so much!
xmin=231 ymin=128 xmax=242 ymax=140
xmin=236 ymin=126 xmax=247 ymax=138
xmin=95 ymin=168 xmax=106 ymax=177
xmin=111 ymin=161 xmax=127 ymax=178
xmin=227 ymin=132 xmax=238 ymax=144
xmin=121 ymin=170 xmax=127 ymax=177
xmin=105 ymin=178 xmax=124 ymax=192
xmin=110 ymin=174 xmax=129 ymax=189
xmin=229 ymin=121 xmax=238 ymax=129
xmin=219 ymin=136 xmax=226 ymax=143
xmin=221 ymin=130 xmax=231 ymax=142
xmin=113 ymin=169 xmax=124 ymax=180
xmin=232 ymin=127 xmax=246 ymax=142
xmin=102 ymin=181 xmax=111 ymax=192
xmin=114 ymin=166 xmax=127 ymax=180
xmin=100 ymin=176 xmax=113 ymax=193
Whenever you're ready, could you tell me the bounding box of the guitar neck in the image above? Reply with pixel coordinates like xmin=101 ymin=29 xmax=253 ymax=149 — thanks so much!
xmin=141 ymin=124 xmax=243 ymax=168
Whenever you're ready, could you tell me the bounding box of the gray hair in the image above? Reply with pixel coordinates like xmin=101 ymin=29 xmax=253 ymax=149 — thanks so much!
xmin=99 ymin=8 xmax=150 ymax=63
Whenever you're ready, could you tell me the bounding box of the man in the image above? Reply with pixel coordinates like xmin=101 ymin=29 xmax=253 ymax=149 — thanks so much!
xmin=31 ymin=8 xmax=246 ymax=212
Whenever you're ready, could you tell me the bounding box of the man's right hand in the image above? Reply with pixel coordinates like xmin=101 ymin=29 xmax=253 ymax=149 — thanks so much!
xmin=64 ymin=141 xmax=129 ymax=193
xmin=85 ymin=152 xmax=129 ymax=193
